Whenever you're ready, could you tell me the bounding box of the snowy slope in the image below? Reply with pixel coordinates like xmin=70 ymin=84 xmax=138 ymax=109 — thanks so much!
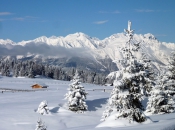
xmin=0 ymin=76 xmax=175 ymax=130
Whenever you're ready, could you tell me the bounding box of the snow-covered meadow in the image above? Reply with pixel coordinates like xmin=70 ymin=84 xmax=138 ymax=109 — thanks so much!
xmin=0 ymin=76 xmax=175 ymax=130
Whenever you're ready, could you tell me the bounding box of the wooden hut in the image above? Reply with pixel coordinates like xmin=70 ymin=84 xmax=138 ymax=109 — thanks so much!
xmin=31 ymin=83 xmax=48 ymax=89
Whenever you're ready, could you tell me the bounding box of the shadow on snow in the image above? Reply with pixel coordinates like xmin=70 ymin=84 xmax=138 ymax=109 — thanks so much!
xmin=49 ymin=106 xmax=60 ymax=113
xmin=86 ymin=98 xmax=108 ymax=111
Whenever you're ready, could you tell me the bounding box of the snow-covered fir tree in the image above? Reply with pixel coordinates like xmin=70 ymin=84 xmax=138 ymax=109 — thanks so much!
xmin=146 ymin=73 xmax=175 ymax=114
xmin=65 ymin=70 xmax=88 ymax=112
xmin=166 ymin=51 xmax=175 ymax=97
xmin=146 ymin=52 xmax=175 ymax=114
xmin=101 ymin=21 xmax=154 ymax=123
xmin=28 ymin=67 xmax=35 ymax=78
xmin=138 ymin=52 xmax=155 ymax=95
xmin=36 ymin=100 xmax=50 ymax=115
xmin=13 ymin=64 xmax=19 ymax=77
xmin=35 ymin=118 xmax=47 ymax=130
xmin=1 ymin=63 xmax=10 ymax=77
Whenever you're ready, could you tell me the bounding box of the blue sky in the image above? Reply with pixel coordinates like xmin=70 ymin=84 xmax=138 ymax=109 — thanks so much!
xmin=0 ymin=0 xmax=175 ymax=43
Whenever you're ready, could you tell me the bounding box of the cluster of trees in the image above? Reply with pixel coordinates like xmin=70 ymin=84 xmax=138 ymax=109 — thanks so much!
xmin=1 ymin=21 xmax=175 ymax=126
xmin=35 ymin=71 xmax=88 ymax=130
xmin=101 ymin=21 xmax=175 ymax=123
xmin=35 ymin=21 xmax=175 ymax=126
xmin=0 ymin=59 xmax=108 ymax=85
xmin=146 ymin=51 xmax=175 ymax=114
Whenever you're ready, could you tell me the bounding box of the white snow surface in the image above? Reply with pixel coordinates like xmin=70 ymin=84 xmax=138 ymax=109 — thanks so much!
xmin=0 ymin=76 xmax=175 ymax=130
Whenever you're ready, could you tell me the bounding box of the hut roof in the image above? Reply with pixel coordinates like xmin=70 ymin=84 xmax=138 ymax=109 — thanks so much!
xmin=31 ymin=83 xmax=48 ymax=88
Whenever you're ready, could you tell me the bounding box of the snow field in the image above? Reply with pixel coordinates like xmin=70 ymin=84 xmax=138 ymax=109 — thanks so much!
xmin=0 ymin=77 xmax=110 ymax=130
xmin=0 ymin=77 xmax=175 ymax=130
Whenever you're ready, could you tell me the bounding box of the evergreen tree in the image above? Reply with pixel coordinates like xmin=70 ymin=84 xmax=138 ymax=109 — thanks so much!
xmin=166 ymin=51 xmax=175 ymax=97
xmin=5 ymin=68 xmax=10 ymax=77
xmin=36 ymin=100 xmax=50 ymax=115
xmin=1 ymin=63 xmax=10 ymax=77
xmin=86 ymin=72 xmax=95 ymax=83
xmin=146 ymin=52 xmax=175 ymax=114
xmin=13 ymin=64 xmax=19 ymax=77
xmin=101 ymin=21 xmax=153 ymax=123
xmin=1 ymin=68 xmax=5 ymax=76
xmin=53 ymin=67 xmax=60 ymax=80
xmin=28 ymin=67 xmax=35 ymax=78
xmin=19 ymin=65 xmax=25 ymax=76
xmin=146 ymin=73 xmax=175 ymax=114
xmin=138 ymin=52 xmax=155 ymax=95
xmin=35 ymin=118 xmax=47 ymax=130
xmin=65 ymin=70 xmax=88 ymax=112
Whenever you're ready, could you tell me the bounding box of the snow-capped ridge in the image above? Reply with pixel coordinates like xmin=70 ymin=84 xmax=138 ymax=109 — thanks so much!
xmin=14 ymin=32 xmax=101 ymax=49
xmin=143 ymin=33 xmax=157 ymax=40
xmin=0 ymin=39 xmax=15 ymax=45
xmin=0 ymin=32 xmax=175 ymax=66
xmin=0 ymin=32 xmax=172 ymax=49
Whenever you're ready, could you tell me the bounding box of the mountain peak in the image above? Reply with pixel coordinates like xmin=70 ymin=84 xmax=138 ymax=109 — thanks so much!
xmin=74 ymin=32 xmax=86 ymax=36
xmin=0 ymin=32 xmax=175 ymax=70
xmin=143 ymin=33 xmax=157 ymax=40
xmin=0 ymin=39 xmax=15 ymax=45
xmin=65 ymin=32 xmax=89 ymax=39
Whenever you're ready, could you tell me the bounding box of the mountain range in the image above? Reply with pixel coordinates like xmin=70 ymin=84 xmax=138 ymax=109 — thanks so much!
xmin=0 ymin=32 xmax=175 ymax=73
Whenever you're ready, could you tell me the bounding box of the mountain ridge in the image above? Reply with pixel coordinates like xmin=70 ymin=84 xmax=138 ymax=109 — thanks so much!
xmin=0 ymin=32 xmax=174 ymax=49
xmin=0 ymin=32 xmax=174 ymax=73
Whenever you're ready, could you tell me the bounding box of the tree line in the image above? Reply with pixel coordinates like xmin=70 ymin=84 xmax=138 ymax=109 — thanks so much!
xmin=0 ymin=59 xmax=110 ymax=85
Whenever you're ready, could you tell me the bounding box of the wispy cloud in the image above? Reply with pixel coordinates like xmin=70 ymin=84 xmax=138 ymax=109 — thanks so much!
xmin=99 ymin=11 xmax=108 ymax=14
xmin=99 ymin=10 xmax=120 ymax=14
xmin=0 ymin=13 xmax=44 ymax=23
xmin=25 ymin=16 xmax=39 ymax=19
xmin=12 ymin=16 xmax=39 ymax=21
xmin=0 ymin=19 xmax=5 ymax=21
xmin=93 ymin=20 xmax=108 ymax=24
xmin=0 ymin=12 xmax=13 ymax=16
xmin=112 ymin=10 xmax=120 ymax=14
xmin=13 ymin=17 xmax=25 ymax=21
xmin=135 ymin=9 xmax=154 ymax=13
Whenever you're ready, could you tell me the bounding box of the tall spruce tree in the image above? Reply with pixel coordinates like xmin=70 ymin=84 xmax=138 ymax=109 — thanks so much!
xmin=101 ymin=21 xmax=153 ymax=123
xmin=146 ymin=51 xmax=175 ymax=114
xmin=146 ymin=78 xmax=175 ymax=114
xmin=166 ymin=51 xmax=175 ymax=97
xmin=138 ymin=52 xmax=155 ymax=95
xmin=28 ymin=67 xmax=35 ymax=78
xmin=65 ymin=70 xmax=88 ymax=112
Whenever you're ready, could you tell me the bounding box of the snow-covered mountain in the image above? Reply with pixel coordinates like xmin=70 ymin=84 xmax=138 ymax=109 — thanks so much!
xmin=17 ymin=32 xmax=102 ymax=49
xmin=0 ymin=32 xmax=175 ymax=73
